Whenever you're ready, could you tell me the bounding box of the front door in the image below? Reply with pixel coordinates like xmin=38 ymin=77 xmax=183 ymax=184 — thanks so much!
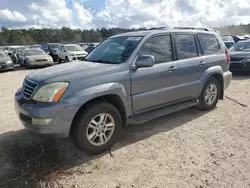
xmin=131 ymin=34 xmax=180 ymax=113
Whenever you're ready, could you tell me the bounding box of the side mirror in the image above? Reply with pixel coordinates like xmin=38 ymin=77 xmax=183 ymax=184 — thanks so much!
xmin=135 ymin=55 xmax=155 ymax=68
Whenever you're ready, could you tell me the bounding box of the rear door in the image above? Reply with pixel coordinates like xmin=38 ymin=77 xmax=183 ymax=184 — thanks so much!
xmin=173 ymin=33 xmax=207 ymax=100
xmin=131 ymin=34 xmax=180 ymax=113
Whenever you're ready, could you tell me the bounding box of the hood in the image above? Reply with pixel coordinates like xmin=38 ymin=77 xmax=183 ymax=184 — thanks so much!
xmin=0 ymin=56 xmax=11 ymax=64
xmin=27 ymin=55 xmax=51 ymax=60
xmin=230 ymin=51 xmax=250 ymax=58
xmin=27 ymin=61 xmax=119 ymax=83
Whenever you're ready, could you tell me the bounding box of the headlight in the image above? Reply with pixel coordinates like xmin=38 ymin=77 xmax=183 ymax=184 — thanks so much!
xmin=5 ymin=60 xmax=12 ymax=64
xmin=68 ymin=53 xmax=75 ymax=56
xmin=33 ymin=82 xmax=69 ymax=102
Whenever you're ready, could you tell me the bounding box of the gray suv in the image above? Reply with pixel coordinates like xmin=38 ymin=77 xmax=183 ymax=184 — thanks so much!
xmin=15 ymin=28 xmax=232 ymax=154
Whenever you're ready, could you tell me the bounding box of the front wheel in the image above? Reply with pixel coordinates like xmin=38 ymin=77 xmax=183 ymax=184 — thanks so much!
xmin=65 ymin=56 xmax=69 ymax=63
xmin=197 ymin=77 xmax=220 ymax=111
xmin=71 ymin=101 xmax=122 ymax=155
xmin=57 ymin=56 xmax=61 ymax=63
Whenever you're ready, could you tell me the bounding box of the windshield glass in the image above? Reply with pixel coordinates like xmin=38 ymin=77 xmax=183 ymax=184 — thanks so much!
xmin=85 ymin=36 xmax=142 ymax=64
xmin=230 ymin=41 xmax=250 ymax=52
xmin=65 ymin=45 xmax=83 ymax=51
xmin=25 ymin=50 xmax=46 ymax=56
xmin=49 ymin=44 xmax=59 ymax=49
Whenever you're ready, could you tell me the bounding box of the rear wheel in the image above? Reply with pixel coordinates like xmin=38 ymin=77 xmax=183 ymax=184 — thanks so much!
xmin=72 ymin=101 xmax=122 ymax=155
xmin=197 ymin=77 xmax=220 ymax=111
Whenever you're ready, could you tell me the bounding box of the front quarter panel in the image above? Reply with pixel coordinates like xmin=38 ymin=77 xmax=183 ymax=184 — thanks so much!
xmin=65 ymin=82 xmax=132 ymax=118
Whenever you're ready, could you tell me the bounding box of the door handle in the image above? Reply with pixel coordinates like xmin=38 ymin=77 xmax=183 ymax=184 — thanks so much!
xmin=199 ymin=61 xmax=206 ymax=66
xmin=168 ymin=66 xmax=177 ymax=72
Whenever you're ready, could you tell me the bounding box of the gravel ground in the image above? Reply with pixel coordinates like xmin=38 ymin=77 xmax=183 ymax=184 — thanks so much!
xmin=0 ymin=66 xmax=250 ymax=188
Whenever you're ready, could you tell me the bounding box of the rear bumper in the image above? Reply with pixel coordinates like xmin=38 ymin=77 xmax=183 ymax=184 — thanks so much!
xmin=223 ymin=71 xmax=232 ymax=89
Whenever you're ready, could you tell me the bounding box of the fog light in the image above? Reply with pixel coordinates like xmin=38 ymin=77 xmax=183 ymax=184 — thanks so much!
xmin=32 ymin=118 xmax=53 ymax=125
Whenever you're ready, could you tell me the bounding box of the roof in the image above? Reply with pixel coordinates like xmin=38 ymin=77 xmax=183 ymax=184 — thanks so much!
xmin=111 ymin=29 xmax=217 ymax=38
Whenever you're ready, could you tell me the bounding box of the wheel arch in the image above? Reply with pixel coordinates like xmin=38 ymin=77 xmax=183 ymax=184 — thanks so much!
xmin=70 ymin=94 xmax=127 ymax=137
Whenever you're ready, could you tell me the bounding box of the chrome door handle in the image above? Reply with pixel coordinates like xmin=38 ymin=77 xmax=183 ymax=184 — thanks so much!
xmin=199 ymin=61 xmax=206 ymax=66
xmin=168 ymin=66 xmax=177 ymax=72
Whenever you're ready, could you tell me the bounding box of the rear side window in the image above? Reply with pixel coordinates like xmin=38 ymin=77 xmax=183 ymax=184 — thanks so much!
xmin=175 ymin=34 xmax=198 ymax=60
xmin=198 ymin=34 xmax=220 ymax=55
xmin=139 ymin=35 xmax=173 ymax=64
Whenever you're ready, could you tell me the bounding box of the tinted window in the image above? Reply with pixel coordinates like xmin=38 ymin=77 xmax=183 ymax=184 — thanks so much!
xmin=198 ymin=34 xmax=220 ymax=55
xmin=139 ymin=35 xmax=172 ymax=64
xmin=175 ymin=34 xmax=198 ymax=59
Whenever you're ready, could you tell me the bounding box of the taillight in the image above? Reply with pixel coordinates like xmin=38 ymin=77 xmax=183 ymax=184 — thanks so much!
xmin=225 ymin=48 xmax=230 ymax=64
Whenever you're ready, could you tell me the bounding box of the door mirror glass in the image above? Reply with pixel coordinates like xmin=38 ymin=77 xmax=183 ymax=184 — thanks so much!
xmin=135 ymin=55 xmax=155 ymax=68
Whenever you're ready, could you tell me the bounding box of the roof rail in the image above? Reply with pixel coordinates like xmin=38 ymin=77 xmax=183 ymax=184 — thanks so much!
xmin=172 ymin=26 xmax=215 ymax=32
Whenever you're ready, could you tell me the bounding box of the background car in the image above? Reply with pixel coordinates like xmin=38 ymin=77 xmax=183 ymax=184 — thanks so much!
xmin=19 ymin=48 xmax=53 ymax=68
xmin=40 ymin=43 xmax=59 ymax=62
xmin=229 ymin=40 xmax=250 ymax=72
xmin=0 ymin=51 xmax=14 ymax=71
xmin=85 ymin=43 xmax=98 ymax=53
xmin=57 ymin=44 xmax=88 ymax=63
xmin=221 ymin=36 xmax=235 ymax=49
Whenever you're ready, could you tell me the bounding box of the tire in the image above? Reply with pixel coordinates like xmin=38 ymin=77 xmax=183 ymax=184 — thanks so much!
xmin=57 ymin=56 xmax=61 ymax=64
xmin=72 ymin=101 xmax=122 ymax=155
xmin=65 ymin=56 xmax=69 ymax=63
xmin=197 ymin=77 xmax=220 ymax=111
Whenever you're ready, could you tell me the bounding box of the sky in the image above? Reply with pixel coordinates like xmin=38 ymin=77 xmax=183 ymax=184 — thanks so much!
xmin=0 ymin=0 xmax=250 ymax=29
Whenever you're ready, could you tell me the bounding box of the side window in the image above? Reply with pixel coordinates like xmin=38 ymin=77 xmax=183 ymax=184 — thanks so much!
xmin=139 ymin=35 xmax=173 ymax=64
xmin=175 ymin=34 xmax=198 ymax=60
xmin=198 ymin=34 xmax=220 ymax=55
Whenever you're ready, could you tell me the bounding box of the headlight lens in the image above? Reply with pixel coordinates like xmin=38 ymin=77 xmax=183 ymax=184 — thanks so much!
xmin=5 ymin=60 xmax=12 ymax=64
xmin=68 ymin=53 xmax=75 ymax=56
xmin=33 ymin=82 xmax=69 ymax=102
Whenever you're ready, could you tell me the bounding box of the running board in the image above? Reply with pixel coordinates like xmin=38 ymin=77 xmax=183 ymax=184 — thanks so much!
xmin=128 ymin=99 xmax=199 ymax=125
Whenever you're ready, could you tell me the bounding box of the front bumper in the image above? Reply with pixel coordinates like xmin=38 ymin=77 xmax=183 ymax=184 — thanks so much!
xmin=0 ymin=63 xmax=14 ymax=70
xmin=230 ymin=61 xmax=250 ymax=72
xmin=69 ymin=55 xmax=86 ymax=61
xmin=27 ymin=60 xmax=53 ymax=67
xmin=14 ymin=89 xmax=80 ymax=137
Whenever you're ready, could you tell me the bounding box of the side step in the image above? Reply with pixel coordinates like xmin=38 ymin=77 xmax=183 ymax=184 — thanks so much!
xmin=129 ymin=99 xmax=199 ymax=125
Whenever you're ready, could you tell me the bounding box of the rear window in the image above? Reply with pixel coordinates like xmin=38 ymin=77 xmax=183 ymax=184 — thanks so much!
xmin=198 ymin=34 xmax=220 ymax=55
xmin=175 ymin=34 xmax=198 ymax=60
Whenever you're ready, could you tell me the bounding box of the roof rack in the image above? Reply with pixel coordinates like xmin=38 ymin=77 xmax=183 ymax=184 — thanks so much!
xmin=172 ymin=26 xmax=215 ymax=32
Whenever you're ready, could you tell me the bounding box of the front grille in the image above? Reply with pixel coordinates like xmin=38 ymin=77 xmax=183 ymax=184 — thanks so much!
xmin=230 ymin=57 xmax=244 ymax=62
xmin=22 ymin=79 xmax=38 ymax=99
xmin=36 ymin=59 xmax=47 ymax=62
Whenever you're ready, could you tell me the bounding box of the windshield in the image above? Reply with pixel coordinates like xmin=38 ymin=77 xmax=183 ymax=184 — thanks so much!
xmin=49 ymin=44 xmax=59 ymax=49
xmin=85 ymin=36 xmax=142 ymax=64
xmin=229 ymin=41 xmax=250 ymax=52
xmin=65 ymin=45 xmax=83 ymax=51
xmin=25 ymin=50 xmax=46 ymax=56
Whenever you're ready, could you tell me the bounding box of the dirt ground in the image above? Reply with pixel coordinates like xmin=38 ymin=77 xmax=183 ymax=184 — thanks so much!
xmin=0 ymin=66 xmax=250 ymax=188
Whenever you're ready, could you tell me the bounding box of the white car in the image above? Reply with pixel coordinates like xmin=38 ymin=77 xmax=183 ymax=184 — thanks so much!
xmin=57 ymin=44 xmax=88 ymax=63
